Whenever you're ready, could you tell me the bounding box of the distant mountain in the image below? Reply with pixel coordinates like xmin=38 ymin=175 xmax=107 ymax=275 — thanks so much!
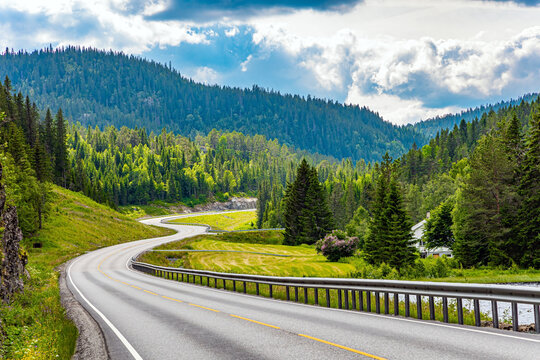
xmin=0 ymin=47 xmax=425 ymax=162
xmin=411 ymin=93 xmax=539 ymax=137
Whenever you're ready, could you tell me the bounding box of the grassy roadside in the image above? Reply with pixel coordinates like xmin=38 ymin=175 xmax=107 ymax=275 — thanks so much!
xmin=141 ymin=231 xmax=540 ymax=283
xmin=0 ymin=185 xmax=174 ymax=360
xmin=168 ymin=210 xmax=257 ymax=231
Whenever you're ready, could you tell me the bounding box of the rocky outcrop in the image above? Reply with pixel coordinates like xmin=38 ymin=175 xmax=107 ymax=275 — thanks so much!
xmin=0 ymin=162 xmax=27 ymax=303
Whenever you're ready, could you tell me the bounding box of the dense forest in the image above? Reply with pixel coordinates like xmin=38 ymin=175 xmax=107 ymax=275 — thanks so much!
xmin=0 ymin=46 xmax=425 ymax=162
xmin=259 ymin=97 xmax=540 ymax=268
xmin=411 ymin=93 xmax=538 ymax=138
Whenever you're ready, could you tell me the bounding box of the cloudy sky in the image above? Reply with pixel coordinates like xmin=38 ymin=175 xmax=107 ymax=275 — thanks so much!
xmin=1 ymin=0 xmax=540 ymax=124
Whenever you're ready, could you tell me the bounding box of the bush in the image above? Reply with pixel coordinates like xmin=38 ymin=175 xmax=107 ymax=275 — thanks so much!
xmin=316 ymin=230 xmax=360 ymax=262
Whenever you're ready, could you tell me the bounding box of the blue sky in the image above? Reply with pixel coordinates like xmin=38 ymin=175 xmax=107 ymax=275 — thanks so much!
xmin=1 ymin=0 xmax=540 ymax=124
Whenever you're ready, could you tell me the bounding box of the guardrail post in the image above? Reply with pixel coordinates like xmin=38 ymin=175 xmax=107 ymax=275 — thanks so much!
xmin=443 ymin=297 xmax=449 ymax=323
xmin=314 ymin=288 xmax=319 ymax=306
xmin=269 ymin=284 xmax=273 ymax=298
xmin=416 ymin=295 xmax=422 ymax=319
xmin=359 ymin=291 xmax=364 ymax=311
xmin=351 ymin=290 xmax=356 ymax=310
xmin=457 ymin=297 xmax=464 ymax=325
xmin=394 ymin=293 xmax=399 ymax=316
xmin=286 ymin=286 xmax=290 ymax=301
xmin=491 ymin=300 xmax=498 ymax=329
xmin=326 ymin=288 xmax=330 ymax=307
xmin=304 ymin=287 xmax=309 ymax=304
xmin=534 ymin=304 xmax=539 ymax=334
xmin=384 ymin=293 xmax=389 ymax=314
xmin=206 ymin=276 xmax=209 ymax=286
xmin=256 ymin=283 xmax=260 ymax=296
xmin=176 ymin=273 xmax=178 ymax=281
xmin=474 ymin=299 xmax=481 ymax=326
xmin=375 ymin=292 xmax=380 ymax=314
xmin=233 ymin=280 xmax=236 ymax=292
xmin=512 ymin=302 xmax=518 ymax=331
xmin=344 ymin=290 xmax=349 ymax=310
xmin=366 ymin=291 xmax=371 ymax=312
xmin=405 ymin=294 xmax=410 ymax=317
xmin=429 ymin=296 xmax=435 ymax=320
xmin=338 ymin=289 xmax=342 ymax=309
xmin=215 ymin=277 xmax=218 ymax=288
xmin=187 ymin=274 xmax=190 ymax=283
xmin=223 ymin=279 xmax=226 ymax=289
xmin=243 ymin=281 xmax=247 ymax=293
xmin=181 ymin=273 xmax=184 ymax=282
xmin=295 ymin=287 xmax=299 ymax=302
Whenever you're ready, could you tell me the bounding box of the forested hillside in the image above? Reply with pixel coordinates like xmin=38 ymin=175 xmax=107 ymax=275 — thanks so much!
xmin=411 ymin=94 xmax=538 ymax=137
xmin=0 ymin=47 xmax=424 ymax=162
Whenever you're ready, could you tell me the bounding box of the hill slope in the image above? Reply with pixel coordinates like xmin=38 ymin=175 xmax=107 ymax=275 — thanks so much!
xmin=411 ymin=93 xmax=539 ymax=137
xmin=0 ymin=185 xmax=172 ymax=359
xmin=0 ymin=47 xmax=424 ymax=162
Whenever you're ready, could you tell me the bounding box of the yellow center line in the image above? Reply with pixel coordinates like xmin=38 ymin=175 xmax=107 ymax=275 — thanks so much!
xmin=229 ymin=315 xmax=280 ymax=329
xmin=189 ymin=304 xmax=220 ymax=312
xmin=131 ymin=285 xmax=142 ymax=290
xmin=143 ymin=290 xmax=158 ymax=296
xmin=298 ymin=334 xmax=386 ymax=360
xmin=162 ymin=296 xmax=183 ymax=303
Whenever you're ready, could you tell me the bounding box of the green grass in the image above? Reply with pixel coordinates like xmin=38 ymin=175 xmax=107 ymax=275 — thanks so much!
xmin=168 ymin=210 xmax=257 ymax=231
xmin=0 ymin=185 xmax=174 ymax=360
xmin=140 ymin=231 xmax=355 ymax=277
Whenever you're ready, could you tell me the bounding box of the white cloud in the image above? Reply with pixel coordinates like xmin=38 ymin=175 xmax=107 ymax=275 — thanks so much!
xmin=248 ymin=0 xmax=540 ymax=123
xmin=240 ymin=54 xmax=252 ymax=72
xmin=0 ymin=0 xmax=208 ymax=53
xmin=225 ymin=27 xmax=239 ymax=37
xmin=190 ymin=66 xmax=220 ymax=85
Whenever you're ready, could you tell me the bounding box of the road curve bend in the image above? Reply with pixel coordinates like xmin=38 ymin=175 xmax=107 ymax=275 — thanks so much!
xmin=66 ymin=213 xmax=540 ymax=360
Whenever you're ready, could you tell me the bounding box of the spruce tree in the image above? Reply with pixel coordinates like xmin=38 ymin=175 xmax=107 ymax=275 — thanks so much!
xmin=385 ymin=180 xmax=416 ymax=269
xmin=54 ymin=108 xmax=68 ymax=186
xmin=516 ymin=110 xmax=540 ymax=268
xmin=284 ymin=159 xmax=333 ymax=245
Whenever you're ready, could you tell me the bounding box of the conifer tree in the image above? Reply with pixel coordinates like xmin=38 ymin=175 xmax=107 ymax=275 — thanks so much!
xmin=284 ymin=159 xmax=333 ymax=245
xmin=515 ymin=110 xmax=540 ymax=268
xmin=54 ymin=108 xmax=68 ymax=186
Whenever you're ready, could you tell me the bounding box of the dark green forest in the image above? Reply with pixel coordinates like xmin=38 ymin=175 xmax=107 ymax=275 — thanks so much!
xmin=410 ymin=93 xmax=538 ymax=138
xmin=0 ymin=46 xmax=425 ymax=162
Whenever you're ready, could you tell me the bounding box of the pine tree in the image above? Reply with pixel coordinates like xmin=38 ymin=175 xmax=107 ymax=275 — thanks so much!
xmin=283 ymin=159 xmax=333 ymax=245
xmin=364 ymin=153 xmax=392 ymax=265
xmin=385 ymin=180 xmax=416 ymax=269
xmin=515 ymin=109 xmax=540 ymax=268
xmin=54 ymin=108 xmax=68 ymax=186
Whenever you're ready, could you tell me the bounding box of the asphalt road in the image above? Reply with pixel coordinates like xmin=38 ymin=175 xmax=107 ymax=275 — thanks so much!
xmin=67 ymin=213 xmax=540 ymax=360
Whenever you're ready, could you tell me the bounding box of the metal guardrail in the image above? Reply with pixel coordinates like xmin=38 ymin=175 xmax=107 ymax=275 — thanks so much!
xmin=130 ymin=259 xmax=540 ymax=333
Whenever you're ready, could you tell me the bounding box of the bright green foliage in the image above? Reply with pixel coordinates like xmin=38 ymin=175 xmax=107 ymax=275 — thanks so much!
xmin=423 ymin=199 xmax=454 ymax=250
xmin=283 ymin=159 xmax=334 ymax=245
xmin=345 ymin=205 xmax=370 ymax=246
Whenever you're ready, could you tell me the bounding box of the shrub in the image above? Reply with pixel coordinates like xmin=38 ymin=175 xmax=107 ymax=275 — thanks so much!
xmin=316 ymin=230 xmax=360 ymax=262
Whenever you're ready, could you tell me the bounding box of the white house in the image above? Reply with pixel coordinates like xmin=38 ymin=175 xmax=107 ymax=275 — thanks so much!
xmin=411 ymin=218 xmax=453 ymax=258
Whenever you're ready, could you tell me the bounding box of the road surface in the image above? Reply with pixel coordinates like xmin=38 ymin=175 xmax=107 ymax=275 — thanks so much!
xmin=67 ymin=213 xmax=540 ymax=359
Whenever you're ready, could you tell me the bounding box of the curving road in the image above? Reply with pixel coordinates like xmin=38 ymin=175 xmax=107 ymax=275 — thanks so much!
xmin=67 ymin=213 xmax=540 ymax=360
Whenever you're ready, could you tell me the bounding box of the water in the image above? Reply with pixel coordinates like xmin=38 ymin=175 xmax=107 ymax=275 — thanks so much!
xmin=396 ymin=283 xmax=539 ymax=325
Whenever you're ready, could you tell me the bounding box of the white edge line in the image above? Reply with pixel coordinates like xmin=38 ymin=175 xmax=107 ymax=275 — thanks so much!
xmin=67 ymin=256 xmax=144 ymax=360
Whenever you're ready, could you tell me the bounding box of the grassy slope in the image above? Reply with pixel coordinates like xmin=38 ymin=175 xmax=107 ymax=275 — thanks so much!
xmin=0 ymin=185 xmax=173 ymax=360
xmin=169 ymin=211 xmax=257 ymax=231
xmin=140 ymin=232 xmax=355 ymax=277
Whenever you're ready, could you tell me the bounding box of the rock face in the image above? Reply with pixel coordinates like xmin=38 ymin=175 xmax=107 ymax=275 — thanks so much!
xmin=0 ymin=162 xmax=27 ymax=303
xmin=1 ymin=205 xmax=26 ymax=302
